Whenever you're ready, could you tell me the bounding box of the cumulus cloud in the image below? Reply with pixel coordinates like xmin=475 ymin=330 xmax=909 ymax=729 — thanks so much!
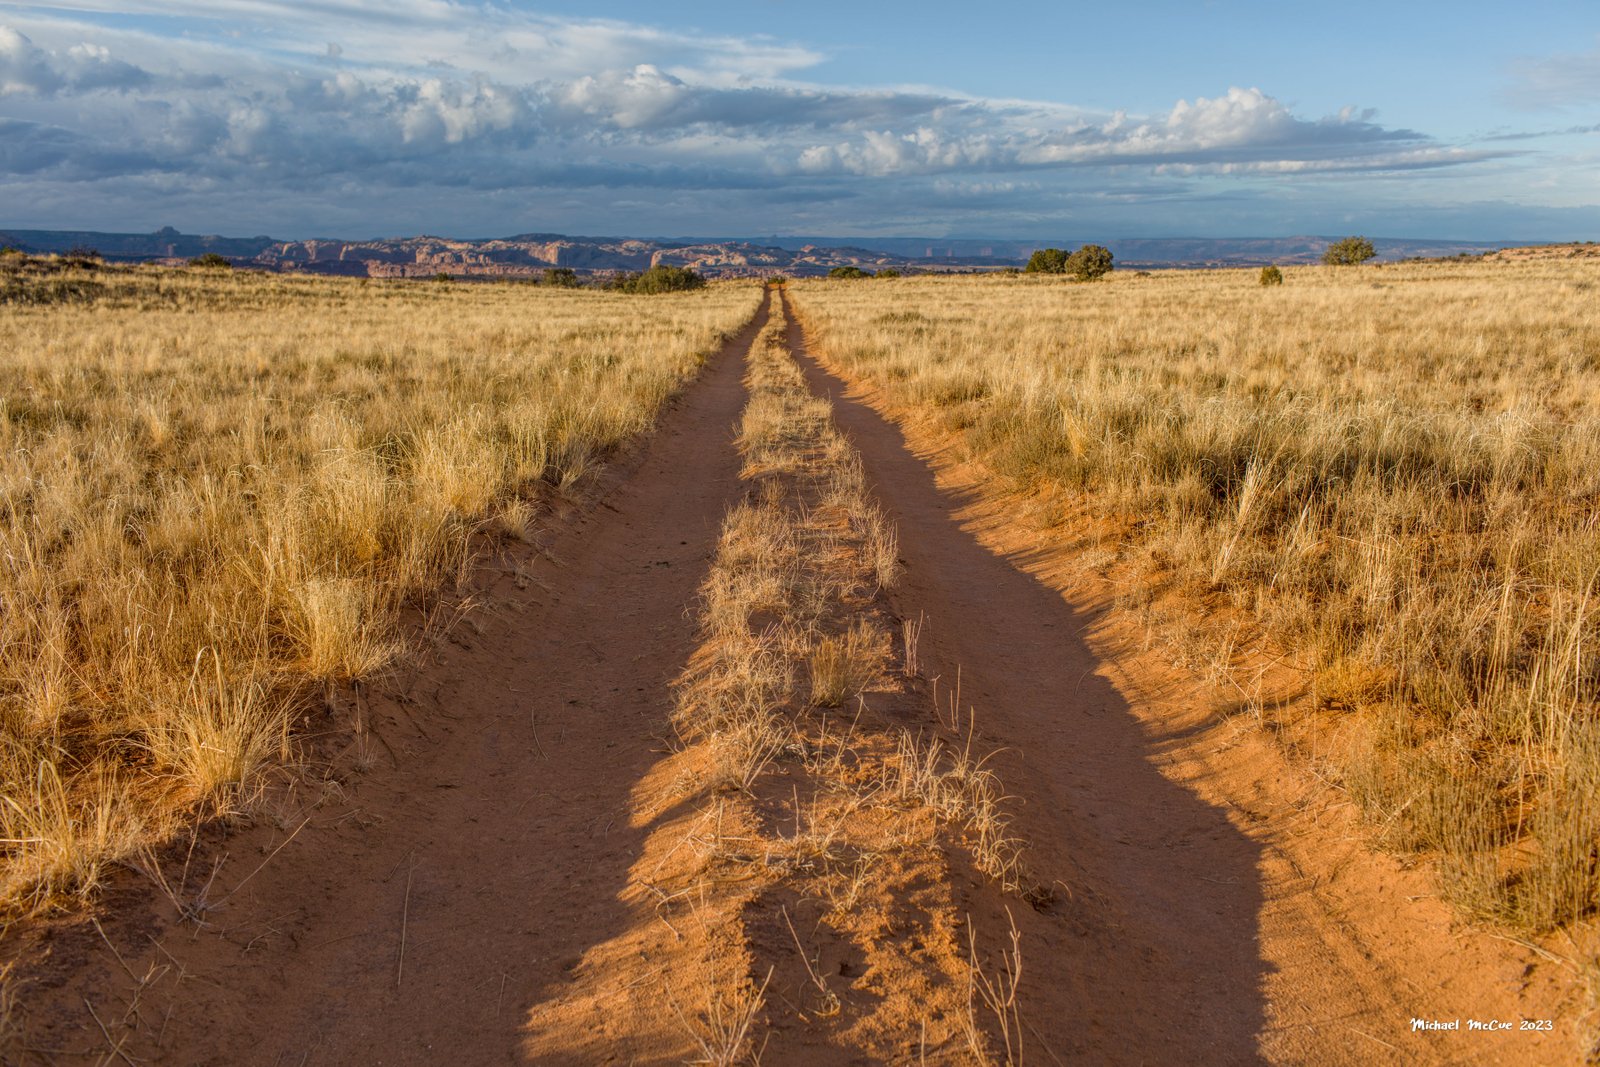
xmin=790 ymin=88 xmax=1457 ymax=177
xmin=0 ymin=27 xmax=57 ymax=95
xmin=0 ymin=26 xmax=148 ymax=96
xmin=0 ymin=3 xmax=1512 ymax=234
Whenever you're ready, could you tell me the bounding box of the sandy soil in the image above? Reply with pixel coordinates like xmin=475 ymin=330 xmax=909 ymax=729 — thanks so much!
xmin=782 ymin=289 xmax=1587 ymax=1065
xmin=1 ymin=286 xmax=1587 ymax=1065
xmin=2 ymin=295 xmax=772 ymax=1065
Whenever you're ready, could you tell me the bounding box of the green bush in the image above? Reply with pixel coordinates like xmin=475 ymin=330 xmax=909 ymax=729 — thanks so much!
xmin=1259 ymin=265 xmax=1284 ymax=286
xmin=828 ymin=265 xmax=872 ymax=279
xmin=1067 ymin=244 xmax=1114 ymax=280
xmin=1024 ymin=248 xmax=1068 ymax=274
xmin=433 ymin=272 xmax=453 ymax=282
xmin=610 ymin=264 xmax=707 ymax=294
xmin=767 ymin=274 xmax=789 ymax=287
xmin=877 ymin=267 xmax=901 ymax=279
xmin=542 ymin=267 xmax=580 ymax=287
xmin=188 ymin=253 xmax=232 ymax=269
xmin=1322 ymin=236 xmax=1376 ymax=266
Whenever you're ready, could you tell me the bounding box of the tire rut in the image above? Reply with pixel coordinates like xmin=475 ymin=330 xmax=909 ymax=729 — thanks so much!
xmin=781 ymin=287 xmax=1576 ymax=1066
xmin=780 ymin=288 xmax=1275 ymax=1065
xmin=6 ymin=292 xmax=772 ymax=1067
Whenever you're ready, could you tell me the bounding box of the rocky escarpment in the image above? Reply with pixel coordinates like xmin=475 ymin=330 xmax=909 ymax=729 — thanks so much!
xmin=0 ymin=227 xmax=933 ymax=278
xmin=255 ymin=235 xmax=916 ymax=278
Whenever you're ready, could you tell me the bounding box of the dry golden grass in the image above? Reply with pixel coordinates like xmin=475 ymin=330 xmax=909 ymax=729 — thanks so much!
xmin=665 ymin=298 xmax=1037 ymax=1060
xmin=0 ymin=259 xmax=758 ymax=913
xmin=793 ymin=259 xmax=1600 ymax=932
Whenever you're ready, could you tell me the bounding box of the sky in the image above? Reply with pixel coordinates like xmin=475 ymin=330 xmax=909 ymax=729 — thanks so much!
xmin=0 ymin=1 xmax=1597 ymax=240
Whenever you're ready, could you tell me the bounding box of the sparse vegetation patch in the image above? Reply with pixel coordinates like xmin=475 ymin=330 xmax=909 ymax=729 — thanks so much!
xmin=660 ymin=298 xmax=1041 ymax=1061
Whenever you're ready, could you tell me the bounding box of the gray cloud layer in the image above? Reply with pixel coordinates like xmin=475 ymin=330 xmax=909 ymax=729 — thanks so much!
xmin=0 ymin=2 xmax=1541 ymax=236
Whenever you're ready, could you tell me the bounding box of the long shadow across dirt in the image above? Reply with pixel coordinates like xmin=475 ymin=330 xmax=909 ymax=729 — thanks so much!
xmin=5 ymin=293 xmax=771 ymax=1066
xmin=780 ymin=291 xmax=1271 ymax=1064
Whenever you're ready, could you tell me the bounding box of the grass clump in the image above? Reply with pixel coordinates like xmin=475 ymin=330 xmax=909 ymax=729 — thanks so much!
xmin=808 ymin=621 xmax=885 ymax=707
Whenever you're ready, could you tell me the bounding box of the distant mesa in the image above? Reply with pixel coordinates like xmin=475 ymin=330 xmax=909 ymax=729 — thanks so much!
xmin=0 ymin=228 xmax=1540 ymax=277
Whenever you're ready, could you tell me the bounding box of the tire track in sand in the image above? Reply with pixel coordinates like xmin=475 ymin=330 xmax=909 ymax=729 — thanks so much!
xmin=5 ymin=292 xmax=771 ymax=1066
xmin=779 ymin=288 xmax=1573 ymax=1066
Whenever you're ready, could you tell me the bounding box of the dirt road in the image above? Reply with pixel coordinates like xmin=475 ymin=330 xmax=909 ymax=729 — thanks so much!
xmin=3 ymin=286 xmax=1582 ymax=1065
xmin=5 ymin=294 xmax=770 ymax=1065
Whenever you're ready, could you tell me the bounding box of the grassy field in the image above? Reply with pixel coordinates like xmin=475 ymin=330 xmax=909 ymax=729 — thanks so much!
xmin=0 ymin=258 xmax=757 ymax=913
xmin=793 ymin=259 xmax=1600 ymax=932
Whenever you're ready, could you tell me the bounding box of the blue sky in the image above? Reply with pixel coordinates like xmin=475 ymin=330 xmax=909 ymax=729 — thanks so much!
xmin=1 ymin=1 xmax=1596 ymax=239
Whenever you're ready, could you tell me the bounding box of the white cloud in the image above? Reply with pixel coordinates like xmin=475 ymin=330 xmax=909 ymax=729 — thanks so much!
xmin=0 ymin=4 xmax=1515 ymax=234
xmin=0 ymin=25 xmax=149 ymax=96
xmin=0 ymin=26 xmax=57 ymax=95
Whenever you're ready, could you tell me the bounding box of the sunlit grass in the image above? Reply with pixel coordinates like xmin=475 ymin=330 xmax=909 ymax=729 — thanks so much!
xmin=794 ymin=258 xmax=1600 ymax=930
xmin=0 ymin=260 xmax=758 ymax=911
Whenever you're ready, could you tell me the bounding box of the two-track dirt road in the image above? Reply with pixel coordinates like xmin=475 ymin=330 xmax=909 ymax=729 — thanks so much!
xmin=2 ymin=286 xmax=1578 ymax=1065
xmin=779 ymin=288 xmax=1576 ymax=1066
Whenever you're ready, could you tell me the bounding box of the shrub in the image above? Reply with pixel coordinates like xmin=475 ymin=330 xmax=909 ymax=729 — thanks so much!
xmin=877 ymin=267 xmax=901 ymax=279
xmin=610 ymin=264 xmax=707 ymax=294
xmin=1024 ymin=248 xmax=1068 ymax=274
xmin=434 ymin=272 xmax=452 ymax=282
xmin=1067 ymin=244 xmax=1114 ymax=280
xmin=828 ymin=265 xmax=872 ymax=279
xmin=542 ymin=267 xmax=580 ymax=287
xmin=767 ymin=274 xmax=789 ymax=287
xmin=1259 ymin=265 xmax=1284 ymax=286
xmin=1322 ymin=236 xmax=1376 ymax=266
xmin=188 ymin=253 xmax=232 ymax=269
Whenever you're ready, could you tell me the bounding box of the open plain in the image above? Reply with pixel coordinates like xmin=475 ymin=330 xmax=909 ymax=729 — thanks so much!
xmin=1 ymin=256 xmax=1597 ymax=1064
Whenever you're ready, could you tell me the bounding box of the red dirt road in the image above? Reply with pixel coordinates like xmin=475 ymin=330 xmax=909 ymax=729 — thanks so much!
xmin=5 ymin=294 xmax=771 ymax=1066
xmin=3 ymin=287 xmax=1581 ymax=1065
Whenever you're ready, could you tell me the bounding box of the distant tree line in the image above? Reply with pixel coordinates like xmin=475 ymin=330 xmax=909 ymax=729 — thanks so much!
xmin=534 ymin=265 xmax=707 ymax=292
xmin=606 ymin=265 xmax=707 ymax=294
xmin=825 ymin=265 xmax=902 ymax=279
